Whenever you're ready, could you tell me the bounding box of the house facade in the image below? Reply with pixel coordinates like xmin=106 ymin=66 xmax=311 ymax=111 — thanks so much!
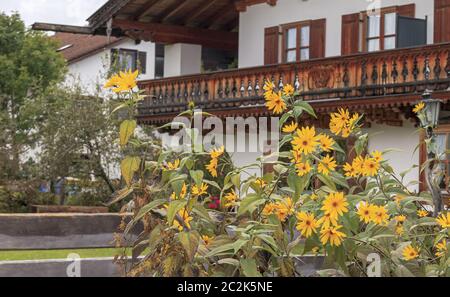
xmin=52 ymin=32 xmax=161 ymax=94
xmin=33 ymin=0 xmax=450 ymax=193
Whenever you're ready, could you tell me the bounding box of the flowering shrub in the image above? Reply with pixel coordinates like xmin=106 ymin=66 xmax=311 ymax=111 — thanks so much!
xmin=106 ymin=71 xmax=449 ymax=277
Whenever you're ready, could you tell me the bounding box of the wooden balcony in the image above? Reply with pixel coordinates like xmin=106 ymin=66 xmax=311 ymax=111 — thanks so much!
xmin=137 ymin=43 xmax=450 ymax=124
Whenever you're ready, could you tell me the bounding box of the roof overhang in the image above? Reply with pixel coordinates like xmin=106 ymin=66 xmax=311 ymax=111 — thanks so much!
xmin=32 ymin=0 xmax=278 ymax=50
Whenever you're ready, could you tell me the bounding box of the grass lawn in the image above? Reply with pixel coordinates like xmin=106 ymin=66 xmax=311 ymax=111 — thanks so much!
xmin=0 ymin=248 xmax=131 ymax=261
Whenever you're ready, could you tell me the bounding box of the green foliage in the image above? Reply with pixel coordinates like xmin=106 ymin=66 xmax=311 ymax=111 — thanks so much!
xmin=108 ymin=74 xmax=450 ymax=277
xmin=0 ymin=12 xmax=66 ymax=178
xmin=0 ymin=181 xmax=58 ymax=213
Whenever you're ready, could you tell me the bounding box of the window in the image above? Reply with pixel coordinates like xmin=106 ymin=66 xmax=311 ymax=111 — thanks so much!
xmin=365 ymin=10 xmax=397 ymax=52
xmin=111 ymin=49 xmax=147 ymax=74
xmin=282 ymin=22 xmax=310 ymax=63
xmin=155 ymin=44 xmax=165 ymax=79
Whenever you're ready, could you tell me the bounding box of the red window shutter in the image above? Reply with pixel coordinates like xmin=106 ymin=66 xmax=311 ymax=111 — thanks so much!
xmin=310 ymin=18 xmax=326 ymax=59
xmin=434 ymin=0 xmax=450 ymax=43
xmin=264 ymin=26 xmax=279 ymax=65
xmin=397 ymin=3 xmax=415 ymax=17
xmin=341 ymin=13 xmax=360 ymax=55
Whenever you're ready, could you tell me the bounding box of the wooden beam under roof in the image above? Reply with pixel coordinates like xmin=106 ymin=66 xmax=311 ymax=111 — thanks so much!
xmin=200 ymin=2 xmax=235 ymax=29
xmin=132 ymin=0 xmax=159 ymax=21
xmin=113 ymin=19 xmax=238 ymax=50
xmin=159 ymin=0 xmax=192 ymax=23
xmin=32 ymin=23 xmax=93 ymax=34
xmin=182 ymin=0 xmax=222 ymax=25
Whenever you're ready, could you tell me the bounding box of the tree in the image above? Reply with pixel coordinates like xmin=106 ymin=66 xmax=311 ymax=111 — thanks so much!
xmin=38 ymin=84 xmax=121 ymax=204
xmin=0 ymin=12 xmax=66 ymax=178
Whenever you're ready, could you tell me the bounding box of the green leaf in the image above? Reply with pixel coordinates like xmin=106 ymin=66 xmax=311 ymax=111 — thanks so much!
xmin=240 ymin=259 xmax=262 ymax=277
xmin=121 ymin=156 xmax=141 ymax=186
xmin=135 ymin=199 xmax=167 ymax=221
xmin=206 ymin=242 xmax=236 ymax=257
xmin=190 ymin=170 xmax=204 ymax=187
xmin=317 ymin=174 xmax=337 ymax=191
xmin=237 ymin=194 xmax=264 ymax=217
xmin=218 ymin=258 xmax=240 ymax=267
xmin=294 ymin=100 xmax=316 ymax=118
xmin=203 ymin=179 xmax=221 ymax=191
xmin=231 ymin=173 xmax=241 ymax=188
xmin=178 ymin=231 xmax=200 ymax=260
xmin=279 ymin=111 xmax=294 ymax=127
xmin=354 ymin=134 xmax=368 ymax=156
xmin=192 ymin=204 xmax=213 ymax=223
xmin=167 ymin=200 xmax=188 ymax=225
xmin=107 ymin=187 xmax=133 ymax=205
xmin=287 ymin=172 xmax=308 ymax=201
xmin=119 ymin=119 xmax=137 ymax=147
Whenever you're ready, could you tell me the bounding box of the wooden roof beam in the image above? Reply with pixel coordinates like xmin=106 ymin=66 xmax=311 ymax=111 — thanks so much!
xmin=201 ymin=3 xmax=235 ymax=29
xmin=159 ymin=0 xmax=191 ymax=23
xmin=32 ymin=23 xmax=93 ymax=34
xmin=182 ymin=0 xmax=222 ymax=25
xmin=133 ymin=0 xmax=159 ymax=21
xmin=113 ymin=19 xmax=238 ymax=50
xmin=235 ymin=0 xmax=277 ymax=12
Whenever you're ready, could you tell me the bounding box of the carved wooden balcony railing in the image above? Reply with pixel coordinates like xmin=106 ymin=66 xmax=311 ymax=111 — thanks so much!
xmin=137 ymin=43 xmax=450 ymax=121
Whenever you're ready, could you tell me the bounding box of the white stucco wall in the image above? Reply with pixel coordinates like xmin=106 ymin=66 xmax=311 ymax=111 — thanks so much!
xmin=65 ymin=39 xmax=156 ymax=95
xmin=239 ymin=0 xmax=434 ymax=68
xmin=366 ymin=121 xmax=420 ymax=191
xmin=164 ymin=43 xmax=202 ymax=77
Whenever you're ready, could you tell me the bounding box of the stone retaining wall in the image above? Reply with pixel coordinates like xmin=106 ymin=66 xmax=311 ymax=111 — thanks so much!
xmin=0 ymin=213 xmax=140 ymax=250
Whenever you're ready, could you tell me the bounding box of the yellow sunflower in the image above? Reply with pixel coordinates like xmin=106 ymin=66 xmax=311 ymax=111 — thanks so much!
xmin=165 ymin=159 xmax=180 ymax=171
xmin=394 ymin=215 xmax=406 ymax=224
xmin=296 ymin=212 xmax=319 ymax=238
xmin=291 ymin=149 xmax=303 ymax=164
xmin=206 ymin=158 xmax=219 ymax=177
xmin=343 ymin=162 xmax=358 ymax=178
xmin=263 ymin=80 xmax=275 ymax=93
xmin=209 ymin=146 xmax=225 ymax=159
xmin=357 ymin=201 xmax=375 ymax=224
xmin=402 ymin=245 xmax=420 ymax=261
xmin=362 ymin=157 xmax=380 ymax=177
xmin=291 ymin=126 xmax=320 ymax=155
xmin=295 ymin=161 xmax=312 ymax=177
xmin=283 ymin=84 xmax=295 ymax=96
xmin=321 ymin=192 xmax=349 ymax=220
xmin=318 ymin=155 xmax=337 ymax=176
xmin=265 ymin=91 xmax=286 ymax=114
xmin=262 ymin=203 xmax=277 ymax=216
xmin=282 ymin=121 xmax=298 ymax=133
xmin=352 ymin=156 xmax=366 ymax=176
xmin=224 ymin=189 xmax=238 ymax=207
xmin=191 ymin=183 xmax=208 ymax=197
xmin=318 ymin=134 xmax=335 ymax=152
xmin=254 ymin=178 xmax=267 ymax=188
xmin=317 ymin=212 xmax=339 ymax=229
xmin=372 ymin=205 xmax=389 ymax=225
xmin=371 ymin=150 xmax=383 ymax=163
xmin=279 ymin=197 xmax=295 ymax=216
xmin=201 ymin=235 xmax=214 ymax=246
xmin=436 ymin=213 xmax=450 ymax=229
xmin=105 ymin=70 xmax=139 ymax=93
xmin=320 ymin=225 xmax=347 ymax=247
xmin=170 ymin=183 xmax=188 ymax=200
xmin=396 ymin=225 xmax=404 ymax=236
xmin=435 ymin=239 xmax=447 ymax=257
xmin=413 ymin=102 xmax=425 ymax=114
xmin=417 ymin=210 xmax=429 ymax=218
xmin=172 ymin=208 xmax=193 ymax=231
